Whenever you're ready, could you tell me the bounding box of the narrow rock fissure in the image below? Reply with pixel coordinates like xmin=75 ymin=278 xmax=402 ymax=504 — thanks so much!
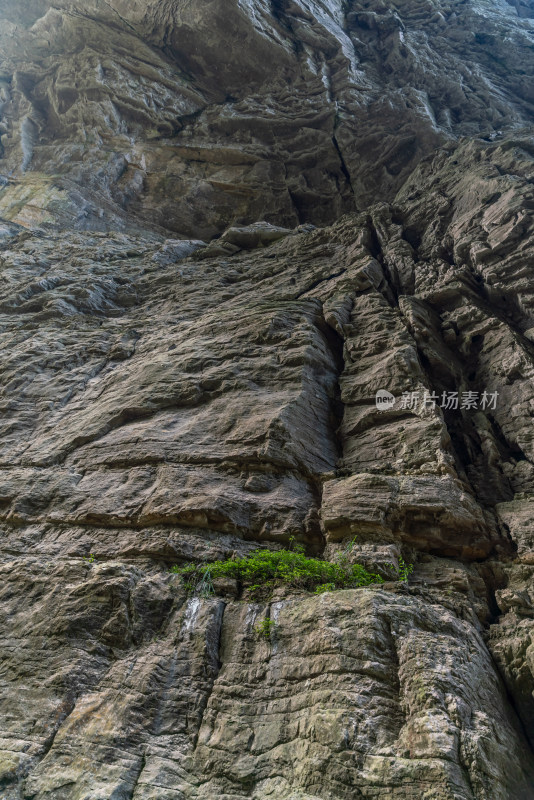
xmin=367 ymin=216 xmax=400 ymax=306
xmin=124 ymin=751 xmax=147 ymax=800
xmin=191 ymin=600 xmax=226 ymax=750
xmin=332 ymin=130 xmax=355 ymax=197
xmin=486 ymin=641 xmax=534 ymax=757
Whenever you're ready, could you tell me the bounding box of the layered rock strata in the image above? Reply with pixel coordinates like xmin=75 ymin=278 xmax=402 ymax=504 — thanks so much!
xmin=1 ymin=1 xmax=534 ymax=798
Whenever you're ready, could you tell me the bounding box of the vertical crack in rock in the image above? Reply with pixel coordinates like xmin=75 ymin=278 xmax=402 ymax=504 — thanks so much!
xmin=332 ymin=121 xmax=355 ymax=198
xmin=190 ymin=598 xmax=226 ymax=750
xmin=125 ymin=751 xmax=147 ymax=800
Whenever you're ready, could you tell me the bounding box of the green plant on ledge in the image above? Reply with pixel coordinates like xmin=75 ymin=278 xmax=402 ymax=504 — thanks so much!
xmin=171 ymin=545 xmax=384 ymax=600
xmin=254 ymin=618 xmax=276 ymax=639
xmin=314 ymin=582 xmax=337 ymax=594
xmin=398 ymin=556 xmax=414 ymax=583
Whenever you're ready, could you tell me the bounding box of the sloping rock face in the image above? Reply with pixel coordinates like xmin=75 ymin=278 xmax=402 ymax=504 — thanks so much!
xmin=2 ymin=1 xmax=534 ymax=799
xmin=1 ymin=0 xmax=534 ymax=236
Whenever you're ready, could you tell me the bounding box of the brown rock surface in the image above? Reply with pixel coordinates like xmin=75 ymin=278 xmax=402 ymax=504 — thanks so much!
xmin=2 ymin=1 xmax=534 ymax=798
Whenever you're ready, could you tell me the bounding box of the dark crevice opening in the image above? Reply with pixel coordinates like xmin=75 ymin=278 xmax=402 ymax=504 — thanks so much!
xmin=332 ymin=132 xmax=355 ymax=196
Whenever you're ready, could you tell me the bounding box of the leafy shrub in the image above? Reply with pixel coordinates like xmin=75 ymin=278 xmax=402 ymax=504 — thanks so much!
xmin=398 ymin=556 xmax=414 ymax=583
xmin=171 ymin=546 xmax=384 ymax=600
xmin=254 ymin=618 xmax=276 ymax=638
xmin=314 ymin=583 xmax=337 ymax=594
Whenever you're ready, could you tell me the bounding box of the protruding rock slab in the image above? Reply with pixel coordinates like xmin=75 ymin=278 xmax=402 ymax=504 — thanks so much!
xmin=322 ymin=473 xmax=497 ymax=558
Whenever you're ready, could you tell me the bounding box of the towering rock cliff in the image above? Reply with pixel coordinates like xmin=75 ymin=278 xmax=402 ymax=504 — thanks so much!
xmin=2 ymin=1 xmax=534 ymax=798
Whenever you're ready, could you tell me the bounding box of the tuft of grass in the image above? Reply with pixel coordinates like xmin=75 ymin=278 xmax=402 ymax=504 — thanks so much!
xmin=171 ymin=545 xmax=384 ymax=600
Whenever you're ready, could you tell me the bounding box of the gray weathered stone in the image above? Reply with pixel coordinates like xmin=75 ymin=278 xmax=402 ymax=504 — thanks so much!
xmin=1 ymin=1 xmax=534 ymax=797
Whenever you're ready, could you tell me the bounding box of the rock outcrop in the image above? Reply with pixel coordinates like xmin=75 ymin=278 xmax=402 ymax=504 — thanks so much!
xmin=1 ymin=0 xmax=534 ymax=237
xmin=2 ymin=1 xmax=534 ymax=798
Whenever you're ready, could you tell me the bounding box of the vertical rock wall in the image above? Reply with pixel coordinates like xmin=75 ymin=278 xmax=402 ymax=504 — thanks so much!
xmin=1 ymin=1 xmax=534 ymax=798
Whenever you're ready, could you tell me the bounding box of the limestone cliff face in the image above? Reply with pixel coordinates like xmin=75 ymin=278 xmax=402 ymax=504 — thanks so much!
xmin=2 ymin=2 xmax=534 ymax=799
xmin=1 ymin=0 xmax=534 ymax=236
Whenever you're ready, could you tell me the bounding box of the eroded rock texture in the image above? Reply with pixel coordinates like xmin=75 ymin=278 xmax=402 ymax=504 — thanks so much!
xmin=2 ymin=1 xmax=534 ymax=798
